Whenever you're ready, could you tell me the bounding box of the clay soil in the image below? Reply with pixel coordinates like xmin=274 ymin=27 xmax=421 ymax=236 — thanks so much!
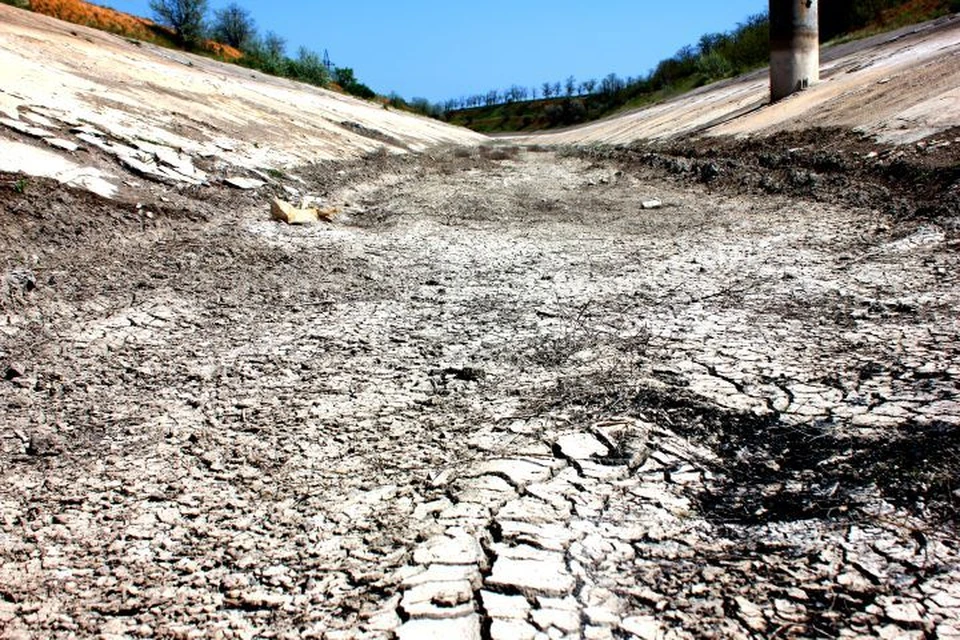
xmin=2 ymin=131 xmax=959 ymax=638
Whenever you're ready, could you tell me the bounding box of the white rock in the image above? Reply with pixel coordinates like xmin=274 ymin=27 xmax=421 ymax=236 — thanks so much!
xmin=44 ymin=137 xmax=80 ymax=152
xmin=641 ymin=199 xmax=663 ymax=210
xmin=480 ymin=591 xmax=531 ymax=619
xmin=532 ymin=607 xmax=580 ymax=633
xmin=621 ymin=616 xmax=662 ymax=639
xmin=397 ymin=614 xmax=482 ymax=640
xmin=487 ymin=556 xmax=575 ymax=596
xmin=401 ymin=580 xmax=474 ymax=618
xmin=0 ymin=139 xmax=117 ymax=198
xmin=402 ymin=564 xmax=483 ymax=589
xmin=413 ymin=530 xmax=485 ymax=567
xmin=490 ymin=618 xmax=538 ymax=640
xmin=0 ymin=116 xmax=50 ymax=137
xmin=473 ymin=459 xmax=554 ymax=486
xmin=555 ymin=432 xmax=609 ymax=460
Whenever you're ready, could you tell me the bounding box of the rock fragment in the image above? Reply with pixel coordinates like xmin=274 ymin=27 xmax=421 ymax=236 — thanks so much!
xmin=397 ymin=614 xmax=482 ymax=640
xmin=487 ymin=555 xmax=575 ymax=597
xmin=226 ymin=176 xmax=266 ymax=190
xmin=270 ymin=197 xmax=336 ymax=224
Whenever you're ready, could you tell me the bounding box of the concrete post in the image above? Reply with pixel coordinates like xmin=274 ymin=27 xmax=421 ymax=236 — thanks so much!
xmin=770 ymin=0 xmax=819 ymax=101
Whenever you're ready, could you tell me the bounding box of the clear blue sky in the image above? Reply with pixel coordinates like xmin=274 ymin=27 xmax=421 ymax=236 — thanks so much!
xmin=101 ymin=0 xmax=768 ymax=102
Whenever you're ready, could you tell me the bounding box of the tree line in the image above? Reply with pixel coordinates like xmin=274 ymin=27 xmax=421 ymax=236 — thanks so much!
xmin=436 ymin=0 xmax=957 ymax=127
xmin=148 ymin=0 xmax=375 ymax=98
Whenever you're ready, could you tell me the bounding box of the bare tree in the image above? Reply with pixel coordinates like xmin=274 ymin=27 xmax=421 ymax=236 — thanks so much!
xmin=542 ymin=81 xmax=553 ymax=99
xmin=149 ymin=0 xmax=209 ymax=46
xmin=211 ymin=2 xmax=255 ymax=49
xmin=565 ymin=75 xmax=576 ymax=97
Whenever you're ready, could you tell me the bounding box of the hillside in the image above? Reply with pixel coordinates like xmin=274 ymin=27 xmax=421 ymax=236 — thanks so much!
xmin=446 ymin=0 xmax=959 ymax=134
xmin=0 ymin=4 xmax=484 ymax=199
xmin=514 ymin=14 xmax=960 ymax=146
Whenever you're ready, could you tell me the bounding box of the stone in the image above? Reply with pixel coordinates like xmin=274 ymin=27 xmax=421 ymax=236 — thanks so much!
xmin=487 ymin=556 xmax=575 ymax=597
xmin=734 ymin=596 xmax=767 ymax=633
xmin=237 ymin=590 xmax=291 ymax=609
xmin=0 ymin=117 xmax=50 ymax=138
xmin=271 ymin=197 xmax=335 ymax=225
xmin=480 ymin=591 xmax=531 ymax=619
xmin=473 ymin=459 xmax=554 ymax=486
xmin=225 ymin=177 xmax=266 ymax=190
xmin=882 ymin=599 xmax=925 ymax=625
xmin=498 ymin=497 xmax=566 ymax=523
xmin=3 ymin=361 xmax=25 ymax=380
xmin=413 ymin=530 xmax=485 ymax=567
xmin=0 ymin=139 xmax=117 ymax=198
xmin=532 ymin=607 xmax=580 ymax=633
xmin=400 ymin=580 xmax=474 ymax=618
xmin=397 ymin=614 xmax=482 ymax=640
xmin=641 ymin=199 xmax=663 ymax=210
xmin=402 ymin=564 xmax=483 ymax=589
xmin=498 ymin=520 xmax=576 ymax=551
xmin=44 ymin=137 xmax=80 ymax=152
xmin=490 ymin=619 xmax=538 ymax=640
xmin=621 ymin=616 xmax=662 ymax=639
xmin=555 ymin=433 xmax=609 ymax=460
xmin=585 ymin=606 xmax=619 ymax=626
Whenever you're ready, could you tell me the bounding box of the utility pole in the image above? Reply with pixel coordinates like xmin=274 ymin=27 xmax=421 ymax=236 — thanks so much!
xmin=770 ymin=0 xmax=819 ymax=101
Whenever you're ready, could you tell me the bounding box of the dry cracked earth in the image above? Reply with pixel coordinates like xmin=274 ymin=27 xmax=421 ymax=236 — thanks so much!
xmin=2 ymin=134 xmax=960 ymax=639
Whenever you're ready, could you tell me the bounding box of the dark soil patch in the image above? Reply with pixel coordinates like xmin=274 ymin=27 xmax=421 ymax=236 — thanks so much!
xmin=530 ymin=372 xmax=960 ymax=526
xmin=569 ymin=127 xmax=960 ymax=226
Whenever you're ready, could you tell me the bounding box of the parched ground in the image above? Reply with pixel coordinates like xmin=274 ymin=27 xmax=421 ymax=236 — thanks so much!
xmin=2 ymin=134 xmax=959 ymax=639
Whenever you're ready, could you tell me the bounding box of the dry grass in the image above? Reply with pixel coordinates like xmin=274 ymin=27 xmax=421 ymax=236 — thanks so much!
xmin=27 ymin=0 xmax=242 ymax=61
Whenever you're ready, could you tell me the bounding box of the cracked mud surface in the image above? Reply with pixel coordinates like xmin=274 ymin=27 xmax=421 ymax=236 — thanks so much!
xmin=2 ymin=137 xmax=960 ymax=639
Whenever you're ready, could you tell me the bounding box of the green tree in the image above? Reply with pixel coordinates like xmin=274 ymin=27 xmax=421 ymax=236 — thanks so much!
xmin=211 ymin=2 xmax=256 ymax=49
xmin=149 ymin=0 xmax=209 ymax=47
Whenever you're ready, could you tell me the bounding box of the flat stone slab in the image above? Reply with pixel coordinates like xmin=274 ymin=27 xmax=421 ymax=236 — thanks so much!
xmin=413 ymin=530 xmax=485 ymax=567
xmin=226 ymin=176 xmax=266 ymax=190
xmin=473 ymin=459 xmax=554 ymax=486
xmin=397 ymin=614 xmax=481 ymax=640
xmin=487 ymin=556 xmax=575 ymax=597
xmin=555 ymin=432 xmax=610 ymax=460
xmin=621 ymin=616 xmax=662 ymax=639
xmin=402 ymin=564 xmax=483 ymax=589
xmin=400 ymin=580 xmax=474 ymax=619
xmin=490 ymin=618 xmax=539 ymax=640
xmin=480 ymin=591 xmax=531 ymax=619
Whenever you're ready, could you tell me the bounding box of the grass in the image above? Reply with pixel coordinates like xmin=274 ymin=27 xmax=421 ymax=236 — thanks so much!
xmin=829 ymin=0 xmax=956 ymax=43
xmin=21 ymin=0 xmax=243 ymax=61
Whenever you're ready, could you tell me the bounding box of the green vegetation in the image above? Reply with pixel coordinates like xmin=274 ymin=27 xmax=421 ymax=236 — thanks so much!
xmin=4 ymin=0 xmax=377 ymax=101
xmin=147 ymin=0 xmax=377 ymax=99
xmin=439 ymin=0 xmax=958 ymax=133
xmin=149 ymin=0 xmax=208 ymax=47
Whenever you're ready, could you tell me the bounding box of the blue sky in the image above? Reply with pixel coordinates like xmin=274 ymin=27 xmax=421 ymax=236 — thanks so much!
xmin=101 ymin=0 xmax=768 ymax=102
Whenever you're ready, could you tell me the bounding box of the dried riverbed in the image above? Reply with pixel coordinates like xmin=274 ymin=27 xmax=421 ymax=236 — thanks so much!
xmin=2 ymin=139 xmax=959 ymax=639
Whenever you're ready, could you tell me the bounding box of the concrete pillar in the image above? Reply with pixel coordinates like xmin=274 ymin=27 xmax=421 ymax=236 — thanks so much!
xmin=770 ymin=0 xmax=819 ymax=101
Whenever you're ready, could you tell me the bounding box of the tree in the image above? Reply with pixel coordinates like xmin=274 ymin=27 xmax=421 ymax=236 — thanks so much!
xmin=149 ymin=0 xmax=209 ymax=46
xmin=211 ymin=2 xmax=255 ymax=49
xmin=263 ymin=31 xmax=286 ymax=59
xmin=542 ymin=81 xmax=553 ymax=98
xmin=565 ymin=75 xmax=576 ymax=97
